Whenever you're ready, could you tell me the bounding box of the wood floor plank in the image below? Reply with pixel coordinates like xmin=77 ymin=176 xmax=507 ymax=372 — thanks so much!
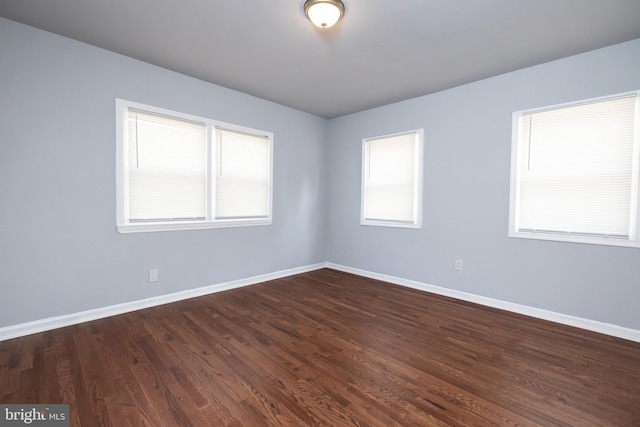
xmin=1 ymin=268 xmax=639 ymax=426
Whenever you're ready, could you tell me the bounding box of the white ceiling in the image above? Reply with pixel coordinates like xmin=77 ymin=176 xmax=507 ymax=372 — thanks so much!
xmin=1 ymin=0 xmax=639 ymax=118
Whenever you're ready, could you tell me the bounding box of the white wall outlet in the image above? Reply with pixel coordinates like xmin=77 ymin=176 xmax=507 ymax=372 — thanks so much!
xmin=454 ymin=259 xmax=463 ymax=271
xmin=149 ymin=269 xmax=159 ymax=282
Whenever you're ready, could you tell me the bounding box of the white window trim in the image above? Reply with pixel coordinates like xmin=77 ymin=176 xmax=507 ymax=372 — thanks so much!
xmin=360 ymin=129 xmax=424 ymax=229
xmin=508 ymin=91 xmax=640 ymax=248
xmin=116 ymin=99 xmax=273 ymax=233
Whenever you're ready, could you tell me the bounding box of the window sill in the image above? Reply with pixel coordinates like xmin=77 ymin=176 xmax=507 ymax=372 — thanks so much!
xmin=117 ymin=218 xmax=272 ymax=234
xmin=508 ymin=230 xmax=640 ymax=248
xmin=360 ymin=219 xmax=422 ymax=229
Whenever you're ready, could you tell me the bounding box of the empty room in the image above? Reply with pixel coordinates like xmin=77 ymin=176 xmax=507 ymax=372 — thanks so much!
xmin=1 ymin=1 xmax=640 ymax=426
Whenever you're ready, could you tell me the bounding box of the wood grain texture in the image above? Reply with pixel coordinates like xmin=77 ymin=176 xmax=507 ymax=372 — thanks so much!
xmin=1 ymin=268 xmax=639 ymax=426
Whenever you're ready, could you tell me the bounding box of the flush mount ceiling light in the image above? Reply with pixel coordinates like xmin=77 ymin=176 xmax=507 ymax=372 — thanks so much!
xmin=304 ymin=0 xmax=345 ymax=29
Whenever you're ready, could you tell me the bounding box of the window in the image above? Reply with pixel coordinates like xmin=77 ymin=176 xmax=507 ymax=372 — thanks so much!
xmin=509 ymin=91 xmax=640 ymax=247
xmin=361 ymin=129 xmax=424 ymax=228
xmin=116 ymin=99 xmax=272 ymax=233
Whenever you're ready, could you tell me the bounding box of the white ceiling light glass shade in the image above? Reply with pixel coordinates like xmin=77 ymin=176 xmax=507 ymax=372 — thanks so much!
xmin=304 ymin=0 xmax=345 ymax=29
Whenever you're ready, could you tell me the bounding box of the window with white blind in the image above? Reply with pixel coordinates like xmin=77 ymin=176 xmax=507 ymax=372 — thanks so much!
xmin=116 ymin=99 xmax=272 ymax=233
xmin=509 ymin=91 xmax=640 ymax=247
xmin=361 ymin=129 xmax=424 ymax=228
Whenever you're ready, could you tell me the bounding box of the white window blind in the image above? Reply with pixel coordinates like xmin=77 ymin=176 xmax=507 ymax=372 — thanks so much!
xmin=362 ymin=130 xmax=423 ymax=227
xmin=127 ymin=109 xmax=207 ymax=222
xmin=511 ymin=93 xmax=640 ymax=244
xmin=215 ymin=129 xmax=270 ymax=219
xmin=117 ymin=99 xmax=273 ymax=233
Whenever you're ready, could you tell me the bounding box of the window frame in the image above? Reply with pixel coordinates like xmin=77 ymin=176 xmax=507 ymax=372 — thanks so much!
xmin=360 ymin=129 xmax=424 ymax=229
xmin=508 ymin=91 xmax=640 ymax=248
xmin=116 ymin=99 xmax=273 ymax=233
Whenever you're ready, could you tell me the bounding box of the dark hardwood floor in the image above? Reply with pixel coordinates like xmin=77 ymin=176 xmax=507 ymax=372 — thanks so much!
xmin=1 ymin=268 xmax=639 ymax=426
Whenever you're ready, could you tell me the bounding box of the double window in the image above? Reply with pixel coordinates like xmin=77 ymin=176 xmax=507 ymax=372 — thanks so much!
xmin=361 ymin=130 xmax=424 ymax=228
xmin=509 ymin=92 xmax=640 ymax=247
xmin=116 ymin=99 xmax=272 ymax=233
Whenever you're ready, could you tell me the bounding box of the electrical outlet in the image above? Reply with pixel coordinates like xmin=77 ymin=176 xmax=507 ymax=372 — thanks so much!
xmin=149 ymin=269 xmax=159 ymax=282
xmin=454 ymin=259 xmax=463 ymax=271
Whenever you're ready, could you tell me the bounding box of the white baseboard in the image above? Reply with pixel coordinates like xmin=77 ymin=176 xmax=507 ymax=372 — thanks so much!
xmin=0 ymin=263 xmax=327 ymax=342
xmin=326 ymin=263 xmax=640 ymax=344
xmin=3 ymin=261 xmax=639 ymax=344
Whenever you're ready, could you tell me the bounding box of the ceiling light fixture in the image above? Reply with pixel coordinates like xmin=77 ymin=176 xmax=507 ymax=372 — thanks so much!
xmin=304 ymin=0 xmax=345 ymax=29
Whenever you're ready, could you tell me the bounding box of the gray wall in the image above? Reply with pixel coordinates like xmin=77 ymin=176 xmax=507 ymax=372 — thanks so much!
xmin=2 ymin=16 xmax=639 ymax=333
xmin=326 ymin=38 xmax=640 ymax=330
xmin=0 ymin=18 xmax=327 ymax=327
